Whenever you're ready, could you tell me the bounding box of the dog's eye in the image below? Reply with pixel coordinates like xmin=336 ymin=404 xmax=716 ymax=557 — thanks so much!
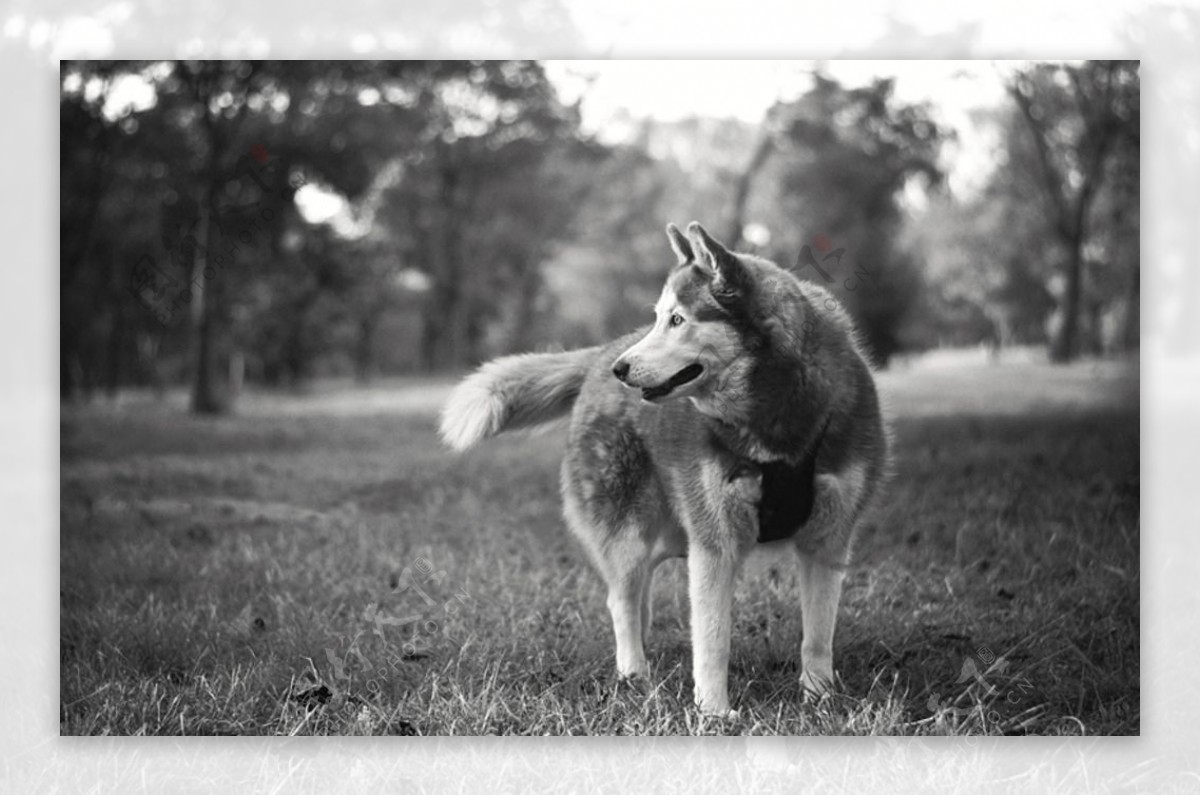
xmin=668 ymin=313 xmax=685 ymax=328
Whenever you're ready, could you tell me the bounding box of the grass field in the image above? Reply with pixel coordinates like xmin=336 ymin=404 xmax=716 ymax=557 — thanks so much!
xmin=60 ymin=355 xmax=1139 ymax=736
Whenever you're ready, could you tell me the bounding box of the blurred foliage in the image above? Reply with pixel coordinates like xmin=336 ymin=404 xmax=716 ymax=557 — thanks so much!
xmin=736 ymin=75 xmax=951 ymax=365
xmin=1002 ymin=60 xmax=1140 ymax=362
xmin=60 ymin=60 xmax=1139 ymax=409
xmin=61 ymin=59 xmax=593 ymax=407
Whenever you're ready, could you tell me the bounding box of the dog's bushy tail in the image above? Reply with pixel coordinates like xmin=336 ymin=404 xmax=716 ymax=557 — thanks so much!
xmin=439 ymin=347 xmax=602 ymax=452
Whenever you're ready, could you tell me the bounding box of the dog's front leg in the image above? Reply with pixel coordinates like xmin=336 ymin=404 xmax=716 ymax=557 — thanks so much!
xmin=687 ymin=544 xmax=739 ymax=717
xmin=684 ymin=461 xmax=758 ymax=717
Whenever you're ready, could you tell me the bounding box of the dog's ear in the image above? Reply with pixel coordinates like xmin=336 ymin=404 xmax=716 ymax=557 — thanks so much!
xmin=665 ymin=223 xmax=693 ymax=265
xmin=687 ymin=222 xmax=747 ymax=294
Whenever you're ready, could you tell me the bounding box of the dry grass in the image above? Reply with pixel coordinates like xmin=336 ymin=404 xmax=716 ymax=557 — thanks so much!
xmin=60 ymin=357 xmax=1139 ymax=735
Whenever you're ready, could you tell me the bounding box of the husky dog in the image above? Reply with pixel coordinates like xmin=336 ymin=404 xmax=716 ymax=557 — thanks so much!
xmin=439 ymin=222 xmax=889 ymax=716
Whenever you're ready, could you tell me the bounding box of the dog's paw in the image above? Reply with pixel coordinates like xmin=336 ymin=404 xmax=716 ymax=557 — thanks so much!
xmin=799 ymin=668 xmax=836 ymax=701
xmin=616 ymin=662 xmax=650 ymax=681
xmin=694 ymin=693 xmax=740 ymax=721
xmin=698 ymin=705 xmax=741 ymax=721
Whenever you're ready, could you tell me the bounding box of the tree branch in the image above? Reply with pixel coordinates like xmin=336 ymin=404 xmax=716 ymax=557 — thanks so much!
xmin=726 ymin=131 xmax=775 ymax=246
xmin=1007 ymin=78 xmax=1074 ymax=240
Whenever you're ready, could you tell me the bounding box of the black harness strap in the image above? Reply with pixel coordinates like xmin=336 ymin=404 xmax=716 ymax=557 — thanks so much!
xmin=755 ymin=414 xmax=832 ymax=544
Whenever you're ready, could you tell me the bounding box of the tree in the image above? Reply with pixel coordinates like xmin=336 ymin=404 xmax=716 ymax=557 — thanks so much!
xmin=740 ymin=75 xmax=950 ymax=365
xmin=149 ymin=61 xmax=420 ymax=409
xmin=1006 ymin=60 xmax=1139 ymax=362
xmin=61 ymin=63 xmax=191 ymax=401
xmin=61 ymin=60 xmax=604 ymax=397
xmin=373 ymin=61 xmax=592 ymax=370
xmin=61 ymin=82 xmax=118 ymax=400
xmin=164 ymin=62 xmax=272 ymax=412
xmin=906 ymin=188 xmax=1057 ymax=354
xmin=537 ymin=117 xmax=755 ymax=347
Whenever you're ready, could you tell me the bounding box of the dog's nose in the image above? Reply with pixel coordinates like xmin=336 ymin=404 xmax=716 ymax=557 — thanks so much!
xmin=612 ymin=360 xmax=630 ymax=382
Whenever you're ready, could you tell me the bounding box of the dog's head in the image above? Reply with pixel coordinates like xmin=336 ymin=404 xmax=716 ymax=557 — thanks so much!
xmin=611 ymin=222 xmax=758 ymax=404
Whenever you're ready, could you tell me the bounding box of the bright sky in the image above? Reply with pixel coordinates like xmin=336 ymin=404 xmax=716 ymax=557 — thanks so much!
xmin=542 ymin=60 xmax=1018 ymax=196
xmin=302 ymin=60 xmax=1020 ymax=226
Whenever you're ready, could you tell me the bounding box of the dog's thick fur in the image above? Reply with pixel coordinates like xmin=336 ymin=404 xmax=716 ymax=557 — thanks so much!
xmin=440 ymin=222 xmax=889 ymax=716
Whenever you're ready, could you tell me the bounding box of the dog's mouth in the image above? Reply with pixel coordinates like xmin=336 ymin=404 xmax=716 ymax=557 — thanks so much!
xmin=641 ymin=363 xmax=704 ymax=401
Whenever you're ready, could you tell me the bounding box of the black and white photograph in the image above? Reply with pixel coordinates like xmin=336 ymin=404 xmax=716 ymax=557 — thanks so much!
xmin=58 ymin=58 xmax=1142 ymax=739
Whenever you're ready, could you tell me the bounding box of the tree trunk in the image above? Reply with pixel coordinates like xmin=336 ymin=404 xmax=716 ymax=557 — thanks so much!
xmin=70 ymin=354 xmax=90 ymax=403
xmin=229 ymin=351 xmax=245 ymax=397
xmin=446 ymin=290 xmax=470 ymax=367
xmin=421 ymin=156 xmax=468 ymax=371
xmin=726 ymin=133 xmax=774 ymax=248
xmin=424 ymin=286 xmax=469 ymax=370
xmin=99 ymin=246 xmax=125 ymax=399
xmin=137 ymin=333 xmax=165 ymax=399
xmin=1086 ymin=300 xmax=1104 ymax=355
xmin=191 ymin=283 xmax=224 ymax=412
xmin=508 ymin=264 xmax=540 ymax=353
xmin=1051 ymin=235 xmax=1085 ymax=363
xmin=420 ymin=310 xmax=441 ymax=373
xmin=421 ymin=272 xmax=457 ymax=373
xmin=984 ymin=305 xmax=1009 ymax=363
xmin=1121 ymin=260 xmax=1139 ymax=351
xmin=190 ymin=183 xmax=227 ymax=414
xmin=354 ymin=315 xmax=377 ymax=384
xmin=104 ymin=303 xmax=124 ymax=399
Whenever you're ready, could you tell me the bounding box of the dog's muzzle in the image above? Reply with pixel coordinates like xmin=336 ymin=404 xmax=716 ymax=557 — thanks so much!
xmin=641 ymin=363 xmax=704 ymax=401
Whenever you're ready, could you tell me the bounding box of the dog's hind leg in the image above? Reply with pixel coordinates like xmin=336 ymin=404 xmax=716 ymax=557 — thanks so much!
xmin=638 ymin=554 xmax=676 ymax=650
xmin=796 ymin=550 xmax=845 ymax=696
xmin=795 ymin=465 xmax=868 ymax=696
xmin=606 ymin=556 xmax=651 ymax=679
xmin=639 ymin=564 xmax=655 ymax=650
xmin=563 ymin=484 xmax=656 ymax=679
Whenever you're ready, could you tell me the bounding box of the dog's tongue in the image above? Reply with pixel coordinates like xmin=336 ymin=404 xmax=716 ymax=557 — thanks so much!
xmin=642 ymin=363 xmax=703 ymax=401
